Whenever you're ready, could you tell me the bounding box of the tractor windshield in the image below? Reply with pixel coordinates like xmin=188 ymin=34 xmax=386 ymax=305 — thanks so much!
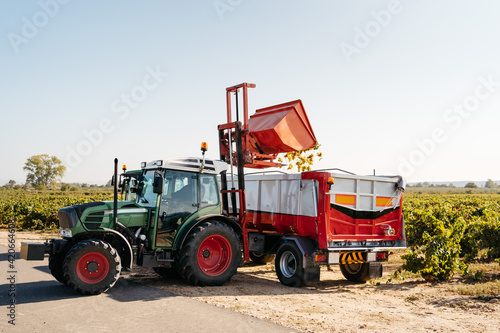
xmin=135 ymin=170 xmax=158 ymax=208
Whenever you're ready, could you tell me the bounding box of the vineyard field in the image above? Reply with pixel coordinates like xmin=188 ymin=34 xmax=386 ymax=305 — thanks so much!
xmin=403 ymin=193 xmax=500 ymax=279
xmin=0 ymin=188 xmax=113 ymax=230
xmin=1 ymin=188 xmax=499 ymax=280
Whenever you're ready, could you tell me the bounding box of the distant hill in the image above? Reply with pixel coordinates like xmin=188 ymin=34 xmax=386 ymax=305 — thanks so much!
xmin=408 ymin=180 xmax=500 ymax=188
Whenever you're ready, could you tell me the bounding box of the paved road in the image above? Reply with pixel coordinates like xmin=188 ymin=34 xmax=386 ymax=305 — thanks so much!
xmin=0 ymin=245 xmax=295 ymax=333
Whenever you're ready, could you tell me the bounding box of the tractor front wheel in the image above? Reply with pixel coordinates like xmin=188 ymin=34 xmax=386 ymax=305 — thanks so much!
xmin=178 ymin=221 xmax=240 ymax=286
xmin=63 ymin=239 xmax=121 ymax=295
xmin=49 ymin=251 xmax=68 ymax=285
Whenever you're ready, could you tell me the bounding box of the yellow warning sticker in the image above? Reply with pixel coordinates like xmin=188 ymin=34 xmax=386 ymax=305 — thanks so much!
xmin=339 ymin=252 xmax=366 ymax=264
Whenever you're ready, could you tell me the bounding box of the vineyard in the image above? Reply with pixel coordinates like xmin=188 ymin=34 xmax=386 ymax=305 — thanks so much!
xmin=1 ymin=188 xmax=499 ymax=280
xmin=402 ymin=193 xmax=500 ymax=280
xmin=0 ymin=188 xmax=113 ymax=230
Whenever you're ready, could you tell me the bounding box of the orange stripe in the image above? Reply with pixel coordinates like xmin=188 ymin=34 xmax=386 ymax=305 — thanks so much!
xmin=335 ymin=194 xmax=356 ymax=206
xmin=376 ymin=197 xmax=392 ymax=207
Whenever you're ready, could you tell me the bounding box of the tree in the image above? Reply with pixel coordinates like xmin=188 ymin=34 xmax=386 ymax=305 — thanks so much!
xmin=485 ymin=179 xmax=498 ymax=188
xmin=4 ymin=180 xmax=16 ymax=187
xmin=23 ymin=154 xmax=66 ymax=187
xmin=60 ymin=183 xmax=75 ymax=191
xmin=464 ymin=182 xmax=478 ymax=189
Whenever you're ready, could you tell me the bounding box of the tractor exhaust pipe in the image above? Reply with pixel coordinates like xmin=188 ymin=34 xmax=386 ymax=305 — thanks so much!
xmin=112 ymin=158 xmax=118 ymax=229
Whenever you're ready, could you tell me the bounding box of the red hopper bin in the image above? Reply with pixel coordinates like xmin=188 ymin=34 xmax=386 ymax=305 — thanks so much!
xmin=248 ymin=100 xmax=317 ymax=155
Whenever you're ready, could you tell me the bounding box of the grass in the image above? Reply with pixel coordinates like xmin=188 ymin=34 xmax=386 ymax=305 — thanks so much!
xmin=404 ymin=294 xmax=419 ymax=302
xmin=384 ymin=252 xmax=500 ymax=300
xmin=467 ymin=261 xmax=500 ymax=275
xmin=386 ymin=252 xmax=500 ymax=299
xmin=455 ymin=280 xmax=500 ymax=298
xmin=229 ymin=305 xmax=247 ymax=311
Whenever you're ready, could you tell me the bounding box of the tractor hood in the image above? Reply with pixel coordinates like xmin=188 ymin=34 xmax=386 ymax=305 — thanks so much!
xmin=58 ymin=201 xmax=149 ymax=233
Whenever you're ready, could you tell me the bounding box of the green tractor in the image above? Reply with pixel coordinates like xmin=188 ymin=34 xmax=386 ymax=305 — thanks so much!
xmin=22 ymin=156 xmax=242 ymax=295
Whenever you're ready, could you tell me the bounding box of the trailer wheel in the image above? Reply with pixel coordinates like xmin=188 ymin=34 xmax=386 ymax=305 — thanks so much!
xmin=178 ymin=221 xmax=240 ymax=286
xmin=49 ymin=251 xmax=68 ymax=285
xmin=249 ymin=251 xmax=275 ymax=265
xmin=275 ymin=242 xmax=304 ymax=287
xmin=63 ymin=240 xmax=121 ymax=295
xmin=339 ymin=262 xmax=370 ymax=282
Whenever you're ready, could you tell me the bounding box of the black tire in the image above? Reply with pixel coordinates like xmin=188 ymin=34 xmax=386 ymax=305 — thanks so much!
xmin=275 ymin=242 xmax=304 ymax=287
xmin=178 ymin=221 xmax=240 ymax=286
xmin=63 ymin=239 xmax=121 ymax=295
xmin=339 ymin=262 xmax=371 ymax=282
xmin=249 ymin=251 xmax=275 ymax=265
xmin=49 ymin=251 xmax=68 ymax=285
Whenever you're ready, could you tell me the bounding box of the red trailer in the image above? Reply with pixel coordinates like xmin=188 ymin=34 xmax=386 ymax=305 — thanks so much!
xmin=218 ymin=83 xmax=406 ymax=286
xmin=243 ymin=171 xmax=405 ymax=286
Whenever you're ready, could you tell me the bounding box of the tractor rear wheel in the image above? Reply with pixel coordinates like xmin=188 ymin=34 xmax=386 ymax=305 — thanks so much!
xmin=63 ymin=239 xmax=121 ymax=295
xmin=49 ymin=251 xmax=68 ymax=285
xmin=178 ymin=221 xmax=240 ymax=286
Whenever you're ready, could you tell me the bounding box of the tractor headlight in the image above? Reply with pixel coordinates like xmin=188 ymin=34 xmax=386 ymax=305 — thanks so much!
xmin=60 ymin=228 xmax=72 ymax=238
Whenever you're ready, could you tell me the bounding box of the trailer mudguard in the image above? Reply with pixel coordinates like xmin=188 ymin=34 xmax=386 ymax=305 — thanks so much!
xmin=282 ymin=236 xmax=316 ymax=259
xmin=172 ymin=214 xmax=243 ymax=251
xmin=282 ymin=236 xmax=320 ymax=283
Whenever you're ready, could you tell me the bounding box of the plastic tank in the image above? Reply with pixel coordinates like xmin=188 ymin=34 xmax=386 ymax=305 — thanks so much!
xmin=247 ymin=100 xmax=317 ymax=154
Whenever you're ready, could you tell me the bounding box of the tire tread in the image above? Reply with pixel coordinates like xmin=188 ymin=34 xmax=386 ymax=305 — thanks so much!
xmin=178 ymin=221 xmax=240 ymax=286
xmin=63 ymin=239 xmax=121 ymax=295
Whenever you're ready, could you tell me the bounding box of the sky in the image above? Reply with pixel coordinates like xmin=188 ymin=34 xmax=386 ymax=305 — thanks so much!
xmin=1 ymin=0 xmax=500 ymax=185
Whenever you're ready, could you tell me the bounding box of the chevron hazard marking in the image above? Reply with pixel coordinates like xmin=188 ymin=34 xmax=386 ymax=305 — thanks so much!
xmin=339 ymin=252 xmax=366 ymax=265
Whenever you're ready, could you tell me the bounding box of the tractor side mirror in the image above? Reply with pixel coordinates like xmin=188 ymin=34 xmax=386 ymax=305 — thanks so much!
xmin=153 ymin=171 xmax=164 ymax=194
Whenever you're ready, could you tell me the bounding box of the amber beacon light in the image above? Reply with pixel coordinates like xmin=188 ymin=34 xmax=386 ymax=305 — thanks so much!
xmin=201 ymin=142 xmax=208 ymax=153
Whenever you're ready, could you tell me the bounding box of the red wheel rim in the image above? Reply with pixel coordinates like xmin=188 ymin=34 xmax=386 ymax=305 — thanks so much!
xmin=197 ymin=235 xmax=232 ymax=276
xmin=76 ymin=252 xmax=109 ymax=284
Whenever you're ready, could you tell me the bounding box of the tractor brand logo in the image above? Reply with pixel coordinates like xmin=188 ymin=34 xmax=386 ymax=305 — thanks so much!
xmin=339 ymin=252 xmax=366 ymax=265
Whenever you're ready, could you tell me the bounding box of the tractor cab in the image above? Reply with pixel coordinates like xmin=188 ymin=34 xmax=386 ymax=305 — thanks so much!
xmin=133 ymin=158 xmax=227 ymax=249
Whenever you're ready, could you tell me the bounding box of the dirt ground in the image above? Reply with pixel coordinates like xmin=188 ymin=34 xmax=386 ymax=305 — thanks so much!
xmin=6 ymin=231 xmax=500 ymax=332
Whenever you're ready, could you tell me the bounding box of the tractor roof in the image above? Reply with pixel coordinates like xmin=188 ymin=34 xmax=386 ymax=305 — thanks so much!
xmin=141 ymin=158 xmax=227 ymax=175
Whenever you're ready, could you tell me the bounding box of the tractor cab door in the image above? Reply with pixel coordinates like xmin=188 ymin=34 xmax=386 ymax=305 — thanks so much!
xmin=155 ymin=170 xmax=198 ymax=247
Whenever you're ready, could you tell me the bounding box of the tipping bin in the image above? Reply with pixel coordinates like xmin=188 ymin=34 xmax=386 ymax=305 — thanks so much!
xmin=248 ymin=100 xmax=317 ymax=155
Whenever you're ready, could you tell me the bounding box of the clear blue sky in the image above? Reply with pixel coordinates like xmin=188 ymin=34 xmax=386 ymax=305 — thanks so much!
xmin=1 ymin=0 xmax=499 ymax=185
